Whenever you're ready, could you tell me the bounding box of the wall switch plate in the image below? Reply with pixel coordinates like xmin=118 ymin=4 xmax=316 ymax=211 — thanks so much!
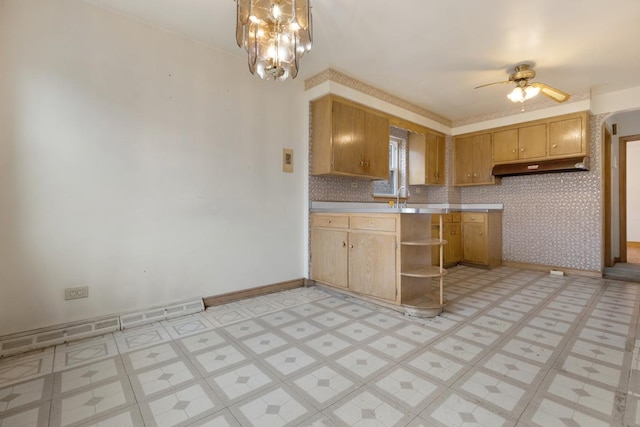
xmin=65 ymin=286 xmax=89 ymax=300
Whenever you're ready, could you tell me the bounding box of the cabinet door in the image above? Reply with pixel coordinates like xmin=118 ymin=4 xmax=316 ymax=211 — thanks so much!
xmin=472 ymin=133 xmax=494 ymax=184
xmin=363 ymin=111 xmax=390 ymax=179
xmin=435 ymin=134 xmax=445 ymax=185
xmin=454 ymin=136 xmax=474 ymax=185
xmin=445 ymin=222 xmax=462 ymax=265
xmin=518 ymin=124 xmax=547 ymax=159
xmin=493 ymin=129 xmax=519 ymax=163
xmin=349 ymin=232 xmax=396 ymax=301
xmin=425 ymin=133 xmax=440 ymax=184
xmin=462 ymin=222 xmax=487 ymax=264
xmin=331 ymin=101 xmax=365 ymax=175
xmin=549 ymin=116 xmax=583 ymax=157
xmin=311 ymin=229 xmax=348 ymax=288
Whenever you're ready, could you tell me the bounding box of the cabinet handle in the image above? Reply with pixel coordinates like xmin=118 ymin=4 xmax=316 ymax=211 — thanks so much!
xmin=473 ymin=173 xmax=478 ymax=177
xmin=359 ymin=161 xmax=364 ymax=166
xmin=328 ymin=220 xmax=332 ymax=224
xmin=552 ymin=144 xmax=557 ymax=148
xmin=364 ymin=161 xmax=369 ymax=167
xmin=341 ymin=242 xmax=346 ymax=247
xmin=479 ymin=232 xmax=483 ymax=235
xmin=512 ymin=149 xmax=516 ymax=153
xmin=350 ymin=244 xmax=354 ymax=248
xmin=520 ymin=148 xmax=525 ymax=152
xmin=467 ymin=173 xmax=471 ymax=177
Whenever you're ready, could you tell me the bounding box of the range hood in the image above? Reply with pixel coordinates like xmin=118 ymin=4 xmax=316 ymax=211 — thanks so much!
xmin=492 ymin=156 xmax=590 ymax=177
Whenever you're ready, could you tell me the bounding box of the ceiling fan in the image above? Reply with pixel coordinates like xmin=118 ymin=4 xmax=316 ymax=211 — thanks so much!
xmin=475 ymin=63 xmax=570 ymax=104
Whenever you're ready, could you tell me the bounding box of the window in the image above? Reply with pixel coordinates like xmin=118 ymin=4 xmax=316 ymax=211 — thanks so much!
xmin=373 ymin=137 xmax=401 ymax=197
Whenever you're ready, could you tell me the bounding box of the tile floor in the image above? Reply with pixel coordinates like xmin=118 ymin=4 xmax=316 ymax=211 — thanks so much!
xmin=1 ymin=265 xmax=640 ymax=426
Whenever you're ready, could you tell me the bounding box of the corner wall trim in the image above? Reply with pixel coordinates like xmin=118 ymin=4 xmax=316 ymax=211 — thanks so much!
xmin=203 ymin=278 xmax=305 ymax=307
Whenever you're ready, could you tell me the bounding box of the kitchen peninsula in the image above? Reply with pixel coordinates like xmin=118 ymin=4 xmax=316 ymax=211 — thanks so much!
xmin=309 ymin=202 xmax=503 ymax=317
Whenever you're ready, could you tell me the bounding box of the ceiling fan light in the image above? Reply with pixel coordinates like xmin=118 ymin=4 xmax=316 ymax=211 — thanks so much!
xmin=507 ymin=87 xmax=525 ymax=102
xmin=507 ymin=85 xmax=541 ymax=103
xmin=524 ymin=85 xmax=540 ymax=99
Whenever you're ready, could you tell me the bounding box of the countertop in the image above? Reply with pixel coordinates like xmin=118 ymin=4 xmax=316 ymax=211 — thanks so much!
xmin=310 ymin=201 xmax=503 ymax=214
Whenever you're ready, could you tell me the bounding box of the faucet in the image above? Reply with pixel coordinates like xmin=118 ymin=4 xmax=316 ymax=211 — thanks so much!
xmin=396 ymin=185 xmax=410 ymax=208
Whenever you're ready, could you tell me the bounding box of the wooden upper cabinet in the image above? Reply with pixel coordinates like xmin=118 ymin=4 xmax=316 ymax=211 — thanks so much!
xmin=493 ymin=124 xmax=547 ymax=164
xmin=491 ymin=111 xmax=588 ymax=165
xmin=408 ymin=130 xmax=446 ymax=186
xmin=548 ymin=115 xmax=585 ymax=157
xmin=454 ymin=133 xmax=497 ymax=186
xmin=311 ymin=95 xmax=390 ymax=179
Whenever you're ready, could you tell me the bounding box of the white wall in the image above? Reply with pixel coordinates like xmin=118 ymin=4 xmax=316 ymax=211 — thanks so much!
xmin=0 ymin=1 xmax=306 ymax=336
xmin=628 ymin=141 xmax=640 ymax=242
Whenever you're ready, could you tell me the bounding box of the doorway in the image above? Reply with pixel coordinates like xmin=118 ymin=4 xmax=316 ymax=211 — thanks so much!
xmin=619 ymin=135 xmax=640 ymax=264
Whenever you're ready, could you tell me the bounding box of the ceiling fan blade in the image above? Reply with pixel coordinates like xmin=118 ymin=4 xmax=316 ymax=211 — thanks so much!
xmin=474 ymin=81 xmax=511 ymax=89
xmin=531 ymin=82 xmax=570 ymax=102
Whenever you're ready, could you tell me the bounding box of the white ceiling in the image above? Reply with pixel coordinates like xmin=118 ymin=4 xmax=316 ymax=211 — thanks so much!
xmin=84 ymin=0 xmax=640 ymax=121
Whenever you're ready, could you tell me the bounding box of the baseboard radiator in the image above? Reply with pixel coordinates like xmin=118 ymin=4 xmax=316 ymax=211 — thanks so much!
xmin=0 ymin=297 xmax=204 ymax=358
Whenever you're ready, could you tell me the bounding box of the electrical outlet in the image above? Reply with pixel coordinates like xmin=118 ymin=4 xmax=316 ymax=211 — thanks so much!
xmin=414 ymin=187 xmax=422 ymax=194
xmin=65 ymin=286 xmax=89 ymax=300
xmin=351 ymin=181 xmax=358 ymax=188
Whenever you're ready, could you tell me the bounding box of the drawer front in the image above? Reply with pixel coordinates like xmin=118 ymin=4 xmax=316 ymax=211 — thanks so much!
xmin=462 ymin=212 xmax=486 ymax=223
xmin=431 ymin=213 xmax=453 ymax=224
xmin=311 ymin=215 xmax=349 ymax=229
xmin=350 ymin=216 xmax=397 ymax=232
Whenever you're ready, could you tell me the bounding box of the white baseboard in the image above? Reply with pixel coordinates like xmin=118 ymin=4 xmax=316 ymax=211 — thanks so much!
xmin=0 ymin=297 xmax=204 ymax=358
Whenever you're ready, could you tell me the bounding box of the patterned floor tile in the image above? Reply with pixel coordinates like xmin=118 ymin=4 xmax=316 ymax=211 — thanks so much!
xmin=231 ymin=385 xmax=315 ymax=427
xmin=327 ymin=388 xmax=413 ymax=427
xmin=0 ymin=375 xmax=53 ymax=414
xmin=54 ymin=335 xmax=119 ymax=372
xmin=4 ymin=266 xmax=640 ymax=427
xmin=114 ymin=325 xmax=173 ymax=354
xmin=546 ymin=373 xmax=617 ymax=416
xmin=458 ymin=371 xmax=526 ymax=413
xmin=407 ymin=350 xmax=468 ymax=385
xmin=367 ymin=335 xmax=416 ymax=361
xmin=0 ymin=348 xmax=55 ymax=388
xmin=50 ymin=377 xmax=137 ymax=427
xmin=207 ymin=362 xmax=275 ymax=403
xmin=263 ymin=346 xmax=317 ymax=377
xmin=291 ymin=365 xmax=357 ymax=410
xmin=122 ymin=342 xmax=182 ymax=373
xmin=423 ymin=392 xmax=511 ymax=427
xmin=139 ymin=381 xmax=223 ymax=427
xmin=178 ymin=330 xmax=227 ymax=354
xmin=373 ymin=367 xmax=442 ymax=413
xmin=53 ymin=357 xmax=125 ymax=395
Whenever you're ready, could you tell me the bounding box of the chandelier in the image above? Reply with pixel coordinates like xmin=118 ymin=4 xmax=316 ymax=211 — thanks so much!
xmin=235 ymin=0 xmax=313 ymax=81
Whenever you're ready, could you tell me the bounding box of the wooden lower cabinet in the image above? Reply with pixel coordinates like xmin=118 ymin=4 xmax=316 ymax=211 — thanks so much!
xmin=310 ymin=228 xmax=348 ymax=288
xmin=348 ymin=232 xmax=397 ymax=301
xmin=461 ymin=212 xmax=502 ymax=268
xmin=431 ymin=213 xmax=461 ymax=267
xmin=310 ymin=213 xmax=399 ymax=303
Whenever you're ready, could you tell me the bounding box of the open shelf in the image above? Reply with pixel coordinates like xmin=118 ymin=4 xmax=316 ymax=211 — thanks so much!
xmin=401 ymin=238 xmax=447 ymax=246
xmin=401 ymin=265 xmax=448 ymax=278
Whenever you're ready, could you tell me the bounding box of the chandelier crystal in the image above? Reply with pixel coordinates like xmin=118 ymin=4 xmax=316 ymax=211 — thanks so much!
xmin=235 ymin=0 xmax=313 ymax=81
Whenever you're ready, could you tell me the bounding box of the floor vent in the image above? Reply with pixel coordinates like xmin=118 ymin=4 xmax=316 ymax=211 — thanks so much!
xmin=0 ymin=316 xmax=120 ymax=358
xmin=0 ymin=298 xmax=204 ymax=358
xmin=119 ymin=298 xmax=204 ymax=330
